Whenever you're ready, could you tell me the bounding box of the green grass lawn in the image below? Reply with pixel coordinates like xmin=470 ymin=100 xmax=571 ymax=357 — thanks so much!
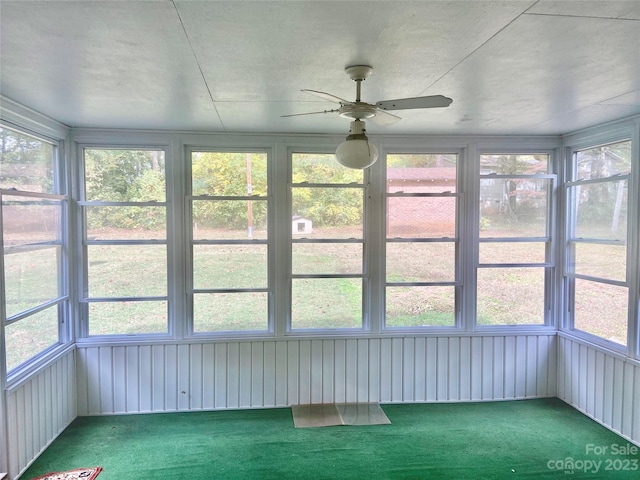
xmin=5 ymin=224 xmax=630 ymax=368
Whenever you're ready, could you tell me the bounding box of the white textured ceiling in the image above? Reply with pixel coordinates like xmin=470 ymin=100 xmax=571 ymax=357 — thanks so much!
xmin=1 ymin=0 xmax=639 ymax=135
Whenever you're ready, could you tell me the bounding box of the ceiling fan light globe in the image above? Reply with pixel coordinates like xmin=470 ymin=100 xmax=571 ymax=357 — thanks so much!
xmin=335 ymin=138 xmax=378 ymax=169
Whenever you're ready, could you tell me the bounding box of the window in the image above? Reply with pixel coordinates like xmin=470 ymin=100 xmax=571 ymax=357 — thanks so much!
xmin=80 ymin=148 xmax=168 ymax=336
xmin=477 ymin=153 xmax=554 ymax=326
xmin=289 ymin=153 xmax=365 ymax=330
xmin=564 ymin=140 xmax=631 ymax=347
xmin=1 ymin=125 xmax=67 ymax=372
xmin=385 ymin=153 xmax=459 ymax=328
xmin=189 ymin=151 xmax=270 ymax=333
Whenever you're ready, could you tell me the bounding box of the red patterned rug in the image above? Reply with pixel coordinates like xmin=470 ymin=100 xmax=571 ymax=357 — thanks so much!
xmin=30 ymin=467 xmax=102 ymax=480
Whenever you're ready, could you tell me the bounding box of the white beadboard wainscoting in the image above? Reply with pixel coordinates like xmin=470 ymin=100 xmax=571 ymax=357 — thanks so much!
xmin=76 ymin=334 xmax=558 ymax=415
xmin=5 ymin=350 xmax=76 ymax=480
xmin=557 ymin=334 xmax=640 ymax=447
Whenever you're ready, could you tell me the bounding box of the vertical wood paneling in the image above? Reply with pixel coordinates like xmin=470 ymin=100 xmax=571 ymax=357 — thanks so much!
xmin=448 ymin=337 xmax=460 ymax=401
xmin=368 ymin=338 xmax=381 ymax=403
xmin=557 ymin=336 xmax=640 ymax=447
xmin=139 ymin=345 xmax=152 ymax=412
xmin=413 ymin=338 xmax=426 ymax=402
xmin=263 ymin=341 xmax=276 ymax=407
xmin=227 ymin=343 xmax=240 ymax=408
xmin=357 ymin=339 xmax=369 ymax=402
xmin=459 ymin=337 xmax=471 ymax=401
xmin=202 ymin=343 xmax=215 ymax=410
xmin=424 ymin=337 xmax=437 ymax=402
xmin=214 ymin=343 xmax=228 ymax=409
xmin=309 ymin=340 xmax=322 ymax=404
xmin=74 ymin=334 xmax=561 ymax=414
xmin=436 ymin=337 xmax=448 ymax=401
xmin=345 ymin=339 xmax=358 ymax=403
xmin=378 ymin=338 xmax=391 ymax=402
xmin=7 ymin=350 xmax=76 ymax=480
xmin=482 ymin=337 xmax=494 ymax=400
xmin=403 ymin=337 xmax=415 ymax=402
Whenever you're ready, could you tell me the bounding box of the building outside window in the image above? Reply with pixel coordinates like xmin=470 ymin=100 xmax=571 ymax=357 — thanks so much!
xmin=385 ymin=153 xmax=459 ymax=328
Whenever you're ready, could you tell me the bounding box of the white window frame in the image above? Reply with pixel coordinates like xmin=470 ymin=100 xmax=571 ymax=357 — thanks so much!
xmin=474 ymin=149 xmax=558 ymax=331
xmin=382 ymin=148 xmax=464 ymax=333
xmin=76 ymin=143 xmax=172 ymax=340
xmin=185 ymin=146 xmax=274 ymax=338
xmin=561 ymin=130 xmax=637 ymax=355
xmin=1 ymin=121 xmax=71 ymax=382
xmin=287 ymin=147 xmax=369 ymax=334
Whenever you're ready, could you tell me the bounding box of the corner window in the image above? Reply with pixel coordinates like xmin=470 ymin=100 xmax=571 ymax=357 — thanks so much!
xmin=80 ymin=148 xmax=168 ymax=336
xmin=565 ymin=140 xmax=631 ymax=346
xmin=1 ymin=125 xmax=67 ymax=372
xmin=385 ymin=153 xmax=459 ymax=328
xmin=189 ymin=151 xmax=270 ymax=333
xmin=477 ymin=153 xmax=554 ymax=326
xmin=289 ymin=153 xmax=364 ymax=330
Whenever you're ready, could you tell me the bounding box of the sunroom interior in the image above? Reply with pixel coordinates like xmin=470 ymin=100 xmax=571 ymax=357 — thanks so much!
xmin=1 ymin=1 xmax=639 ymax=479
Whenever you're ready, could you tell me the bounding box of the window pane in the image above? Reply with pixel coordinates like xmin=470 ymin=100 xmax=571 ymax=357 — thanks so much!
xmin=193 ymin=244 xmax=268 ymax=289
xmin=477 ymin=268 xmax=545 ymax=325
xmin=386 ymin=243 xmax=455 ymax=282
xmin=479 ymin=242 xmax=546 ymax=264
xmin=84 ymin=149 xmax=165 ymax=202
xmin=574 ymin=279 xmax=627 ymax=346
xmin=569 ymin=243 xmax=626 ymax=281
xmin=4 ymin=246 xmax=60 ymax=318
xmin=291 ymin=278 xmax=361 ymax=329
xmin=480 ymin=154 xmax=549 ymax=175
xmin=570 ymin=181 xmax=627 ymax=240
xmin=575 ymin=141 xmax=631 ymax=178
xmin=192 ymin=199 xmax=267 ymax=240
xmin=292 ymin=188 xmax=363 ymax=238
xmin=88 ymin=301 xmax=168 ymax=335
xmin=86 ymin=206 xmax=166 ymax=240
xmin=194 ymin=292 xmax=268 ymax=332
xmin=0 ymin=127 xmax=55 ymax=193
xmin=292 ymin=153 xmax=363 ymax=184
xmin=479 ymin=178 xmax=549 ymax=237
xmin=387 ymin=197 xmax=456 ymax=238
xmin=292 ymin=242 xmax=361 ymax=275
xmin=385 ymin=286 xmax=455 ymax=327
xmin=5 ymin=306 xmax=59 ymax=371
xmin=192 ymin=152 xmax=267 ymax=196
xmin=387 ymin=154 xmax=457 ymax=193
xmin=2 ymin=196 xmax=61 ymax=246
xmin=87 ymin=245 xmax=166 ymax=297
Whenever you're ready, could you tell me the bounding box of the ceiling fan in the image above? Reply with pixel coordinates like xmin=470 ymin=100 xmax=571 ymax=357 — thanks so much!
xmin=283 ymin=65 xmax=453 ymax=168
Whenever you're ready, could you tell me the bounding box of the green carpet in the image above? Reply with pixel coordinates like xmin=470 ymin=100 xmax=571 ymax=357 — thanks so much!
xmin=23 ymin=398 xmax=640 ymax=479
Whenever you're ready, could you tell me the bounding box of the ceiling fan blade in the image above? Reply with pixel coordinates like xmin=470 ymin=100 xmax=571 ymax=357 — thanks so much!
xmin=301 ymin=89 xmax=353 ymax=105
xmin=281 ymin=109 xmax=339 ymax=118
xmin=376 ymin=95 xmax=453 ymax=111
xmin=370 ymin=109 xmax=402 ymax=126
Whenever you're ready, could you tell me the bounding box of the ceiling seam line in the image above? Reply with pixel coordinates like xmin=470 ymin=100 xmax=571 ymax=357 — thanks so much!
xmin=171 ymin=0 xmax=226 ymax=131
xmin=523 ymin=12 xmax=640 ymax=22
xmin=416 ymin=2 xmax=539 ymax=97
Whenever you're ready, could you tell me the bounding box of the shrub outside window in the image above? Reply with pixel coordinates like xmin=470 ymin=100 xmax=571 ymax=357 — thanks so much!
xmin=565 ymin=140 xmax=631 ymax=346
xmin=80 ymin=148 xmax=168 ymax=336
xmin=290 ymin=153 xmax=364 ymax=330
xmin=477 ymin=153 xmax=554 ymax=326
xmin=1 ymin=125 xmax=67 ymax=373
xmin=189 ymin=151 xmax=270 ymax=333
